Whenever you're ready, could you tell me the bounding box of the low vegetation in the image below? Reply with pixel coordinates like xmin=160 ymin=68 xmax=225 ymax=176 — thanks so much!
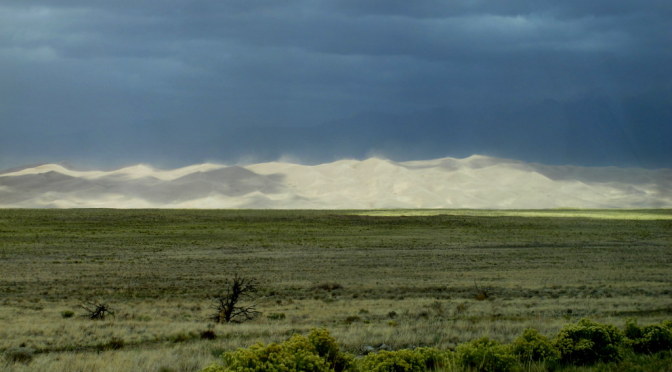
xmin=0 ymin=209 xmax=670 ymax=371
xmin=203 ymin=321 xmax=672 ymax=371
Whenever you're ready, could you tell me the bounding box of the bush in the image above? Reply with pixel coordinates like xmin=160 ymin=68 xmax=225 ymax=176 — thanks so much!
xmin=456 ymin=338 xmax=516 ymax=372
xmin=554 ymin=318 xmax=624 ymax=365
xmin=624 ymin=319 xmax=672 ymax=354
xmin=512 ymin=328 xmax=560 ymax=363
xmin=413 ymin=347 xmax=452 ymax=370
xmin=356 ymin=349 xmax=442 ymax=372
xmin=307 ymin=328 xmax=351 ymax=371
xmin=202 ymin=329 xmax=351 ymax=372
xmin=60 ymin=310 xmax=75 ymax=319
xmin=222 ymin=336 xmax=329 ymax=372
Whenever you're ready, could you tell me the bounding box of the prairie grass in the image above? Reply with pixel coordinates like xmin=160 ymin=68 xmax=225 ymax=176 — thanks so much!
xmin=1 ymin=209 xmax=671 ymax=371
xmin=352 ymin=208 xmax=672 ymax=220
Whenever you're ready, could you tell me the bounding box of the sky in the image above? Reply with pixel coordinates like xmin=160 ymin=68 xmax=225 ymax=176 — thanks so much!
xmin=1 ymin=0 xmax=671 ymax=170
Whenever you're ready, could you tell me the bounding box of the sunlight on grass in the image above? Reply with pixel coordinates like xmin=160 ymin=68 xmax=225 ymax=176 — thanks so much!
xmin=1 ymin=209 xmax=670 ymax=371
xmin=350 ymin=209 xmax=672 ymax=220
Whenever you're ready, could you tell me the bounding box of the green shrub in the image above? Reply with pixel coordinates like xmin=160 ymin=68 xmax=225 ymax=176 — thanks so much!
xmin=202 ymin=329 xmax=350 ymax=372
xmin=624 ymin=319 xmax=672 ymax=354
xmin=413 ymin=347 xmax=453 ymax=370
xmin=357 ymin=349 xmax=428 ymax=372
xmin=456 ymin=338 xmax=516 ymax=372
xmin=307 ymin=328 xmax=352 ymax=371
xmin=60 ymin=310 xmax=75 ymax=318
xmin=355 ymin=347 xmax=451 ymax=372
xmin=223 ymin=338 xmax=330 ymax=372
xmin=554 ymin=318 xmax=624 ymax=365
xmin=512 ymin=328 xmax=560 ymax=363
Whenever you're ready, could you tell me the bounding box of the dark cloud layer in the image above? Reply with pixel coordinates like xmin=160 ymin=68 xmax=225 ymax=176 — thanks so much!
xmin=1 ymin=1 xmax=670 ymax=169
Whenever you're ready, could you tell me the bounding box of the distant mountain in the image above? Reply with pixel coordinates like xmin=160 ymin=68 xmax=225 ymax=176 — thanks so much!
xmin=0 ymin=155 xmax=670 ymax=208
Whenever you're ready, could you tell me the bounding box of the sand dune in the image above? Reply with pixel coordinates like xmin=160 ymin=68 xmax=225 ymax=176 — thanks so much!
xmin=0 ymin=163 xmax=228 ymax=181
xmin=0 ymin=155 xmax=670 ymax=209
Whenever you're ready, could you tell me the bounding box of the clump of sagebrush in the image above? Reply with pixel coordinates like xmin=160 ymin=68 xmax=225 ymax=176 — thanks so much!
xmin=624 ymin=319 xmax=672 ymax=354
xmin=307 ymin=328 xmax=349 ymax=371
xmin=357 ymin=347 xmax=452 ymax=372
xmin=511 ymin=328 xmax=560 ymax=363
xmin=456 ymin=338 xmax=516 ymax=372
xmin=554 ymin=318 xmax=624 ymax=365
xmin=202 ymin=328 xmax=352 ymax=372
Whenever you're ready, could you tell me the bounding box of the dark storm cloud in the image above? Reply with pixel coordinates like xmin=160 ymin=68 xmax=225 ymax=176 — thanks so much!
xmin=1 ymin=0 xmax=670 ymax=169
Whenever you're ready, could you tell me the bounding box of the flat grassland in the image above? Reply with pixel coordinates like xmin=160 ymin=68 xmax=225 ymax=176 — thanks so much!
xmin=1 ymin=209 xmax=671 ymax=371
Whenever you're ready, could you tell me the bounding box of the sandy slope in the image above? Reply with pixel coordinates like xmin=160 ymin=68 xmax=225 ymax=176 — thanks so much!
xmin=0 ymin=155 xmax=670 ymax=208
xmin=0 ymin=163 xmax=227 ymax=181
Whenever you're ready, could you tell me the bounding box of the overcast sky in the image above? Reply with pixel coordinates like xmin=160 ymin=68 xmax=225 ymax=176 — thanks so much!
xmin=1 ymin=1 xmax=670 ymax=169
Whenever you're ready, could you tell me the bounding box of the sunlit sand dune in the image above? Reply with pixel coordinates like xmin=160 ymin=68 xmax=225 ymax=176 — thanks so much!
xmin=0 ymin=155 xmax=670 ymax=209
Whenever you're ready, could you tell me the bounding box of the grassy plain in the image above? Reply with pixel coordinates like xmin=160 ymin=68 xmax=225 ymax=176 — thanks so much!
xmin=0 ymin=209 xmax=671 ymax=371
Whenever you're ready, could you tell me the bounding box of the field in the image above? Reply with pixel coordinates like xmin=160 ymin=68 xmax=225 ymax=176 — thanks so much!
xmin=1 ymin=209 xmax=671 ymax=371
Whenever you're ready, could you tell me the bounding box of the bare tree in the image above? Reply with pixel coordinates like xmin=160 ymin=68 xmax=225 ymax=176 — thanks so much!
xmin=80 ymin=301 xmax=114 ymax=320
xmin=211 ymin=274 xmax=260 ymax=323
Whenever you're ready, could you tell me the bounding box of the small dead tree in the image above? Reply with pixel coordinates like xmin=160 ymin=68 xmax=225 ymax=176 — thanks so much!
xmin=80 ymin=301 xmax=114 ymax=320
xmin=211 ymin=274 xmax=260 ymax=323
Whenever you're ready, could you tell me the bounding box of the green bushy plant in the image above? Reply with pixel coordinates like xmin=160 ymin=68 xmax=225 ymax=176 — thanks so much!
xmin=207 ymin=338 xmax=329 ymax=372
xmin=201 ymin=329 xmax=351 ymax=372
xmin=357 ymin=349 xmax=424 ymax=372
xmin=624 ymin=319 xmax=672 ymax=354
xmin=512 ymin=328 xmax=560 ymax=363
xmin=356 ymin=347 xmax=450 ymax=372
xmin=307 ymin=328 xmax=352 ymax=371
xmin=413 ymin=347 xmax=452 ymax=370
xmin=554 ymin=318 xmax=624 ymax=365
xmin=456 ymin=338 xmax=516 ymax=372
